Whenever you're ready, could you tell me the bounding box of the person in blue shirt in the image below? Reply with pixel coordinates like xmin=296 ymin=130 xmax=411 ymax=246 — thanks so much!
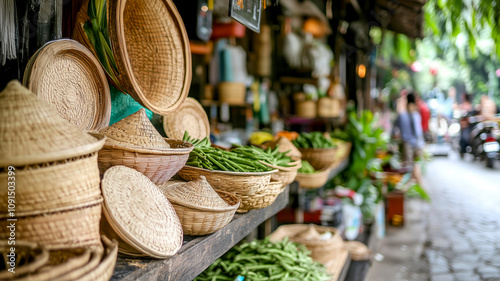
xmin=393 ymin=92 xmax=425 ymax=163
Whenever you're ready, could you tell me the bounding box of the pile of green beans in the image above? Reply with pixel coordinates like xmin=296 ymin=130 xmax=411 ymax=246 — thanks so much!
xmin=183 ymin=132 xmax=294 ymax=172
xmin=195 ymin=237 xmax=331 ymax=281
xmin=292 ymin=132 xmax=336 ymax=149
xmin=183 ymin=132 xmax=273 ymax=172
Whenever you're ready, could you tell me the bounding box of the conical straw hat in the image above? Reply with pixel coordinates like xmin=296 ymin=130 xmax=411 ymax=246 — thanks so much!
xmin=294 ymin=224 xmax=322 ymax=240
xmin=101 ymin=166 xmax=183 ymax=258
xmin=99 ymin=108 xmax=170 ymax=150
xmin=275 ymin=137 xmax=302 ymax=159
xmin=0 ymin=80 xmax=106 ymax=166
xmin=160 ymin=176 xmax=231 ymax=209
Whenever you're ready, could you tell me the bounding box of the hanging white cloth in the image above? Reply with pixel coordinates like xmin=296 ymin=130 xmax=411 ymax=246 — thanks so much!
xmin=0 ymin=0 xmax=17 ymax=66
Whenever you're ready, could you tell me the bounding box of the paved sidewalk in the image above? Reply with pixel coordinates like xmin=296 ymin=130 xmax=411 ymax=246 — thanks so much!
xmin=366 ymin=154 xmax=500 ymax=281
xmin=365 ymin=199 xmax=429 ymax=281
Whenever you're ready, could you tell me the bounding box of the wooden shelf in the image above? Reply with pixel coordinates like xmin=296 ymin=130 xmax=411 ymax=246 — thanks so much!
xmin=111 ymin=186 xmax=290 ymax=281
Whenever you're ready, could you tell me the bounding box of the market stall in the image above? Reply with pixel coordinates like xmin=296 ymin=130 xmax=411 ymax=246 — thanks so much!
xmin=0 ymin=0 xmax=431 ymax=280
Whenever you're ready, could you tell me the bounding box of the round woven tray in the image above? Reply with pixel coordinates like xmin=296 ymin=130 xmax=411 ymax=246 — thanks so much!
xmin=163 ymin=97 xmax=210 ymax=140
xmin=73 ymin=0 xmax=191 ymax=115
xmin=23 ymin=39 xmax=111 ymax=131
xmin=101 ymin=166 xmax=183 ymax=258
xmin=160 ymin=181 xmax=240 ymax=235
xmin=0 ymin=198 xmax=103 ymax=250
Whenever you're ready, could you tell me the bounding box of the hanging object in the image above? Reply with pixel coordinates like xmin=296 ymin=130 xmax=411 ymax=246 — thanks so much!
xmin=229 ymin=0 xmax=262 ymax=33
xmin=23 ymin=39 xmax=111 ymax=130
xmin=0 ymin=0 xmax=17 ymax=65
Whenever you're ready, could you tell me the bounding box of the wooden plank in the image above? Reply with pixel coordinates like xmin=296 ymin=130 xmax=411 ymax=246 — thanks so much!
xmin=111 ymin=186 xmax=289 ymax=281
xmin=337 ymin=255 xmax=351 ymax=281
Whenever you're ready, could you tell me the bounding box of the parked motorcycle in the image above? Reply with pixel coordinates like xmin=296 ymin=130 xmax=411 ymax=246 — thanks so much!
xmin=469 ymin=118 xmax=500 ymax=168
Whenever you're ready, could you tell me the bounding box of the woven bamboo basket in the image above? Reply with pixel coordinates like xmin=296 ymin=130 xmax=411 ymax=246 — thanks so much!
xmin=177 ymin=166 xmax=278 ymax=210
xmin=269 ymin=224 xmax=345 ymax=265
xmin=98 ymin=108 xmax=193 ymax=185
xmin=23 ymin=39 xmax=111 ymax=131
xmin=101 ymin=166 xmax=183 ymax=258
xmin=159 ymin=178 xmax=240 ymax=235
xmin=295 ymin=167 xmax=331 ymax=189
xmin=73 ymin=0 xmax=192 ymax=115
xmin=0 ymin=198 xmax=103 ymax=250
xmin=0 ymin=147 xmax=104 ymax=217
xmin=163 ymin=97 xmax=210 ymax=140
xmin=299 ymin=147 xmax=337 ymax=170
xmin=0 ymin=241 xmax=49 ymax=279
xmin=76 ymin=236 xmax=118 ymax=281
xmin=98 ymin=139 xmax=193 ymax=185
xmin=236 ymin=179 xmax=285 ymax=212
xmin=261 ymin=160 xmax=302 ymax=188
xmin=0 ymin=81 xmax=107 ymax=168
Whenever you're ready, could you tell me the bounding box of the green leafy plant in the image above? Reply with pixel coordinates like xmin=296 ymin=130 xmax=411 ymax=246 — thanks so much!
xmin=83 ymin=0 xmax=122 ymax=88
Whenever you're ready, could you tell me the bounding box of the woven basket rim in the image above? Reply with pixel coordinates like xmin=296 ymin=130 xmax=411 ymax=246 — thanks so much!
xmin=298 ymin=147 xmax=337 ymax=152
xmin=182 ymin=165 xmax=278 ymax=176
xmin=113 ymin=0 xmax=192 ymax=115
xmin=270 ymin=224 xmax=342 ymax=245
xmin=260 ymin=159 xmax=302 ymax=172
xmin=167 ymin=188 xmax=241 ymax=212
xmin=162 ymin=97 xmax=210 ymax=140
xmin=101 ymin=138 xmax=194 ymax=155
xmin=3 ymin=196 xmax=103 ymax=219
xmin=23 ymin=39 xmax=111 ymax=131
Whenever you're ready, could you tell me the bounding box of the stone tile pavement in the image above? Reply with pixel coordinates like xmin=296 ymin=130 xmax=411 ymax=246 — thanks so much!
xmin=366 ymin=153 xmax=500 ymax=281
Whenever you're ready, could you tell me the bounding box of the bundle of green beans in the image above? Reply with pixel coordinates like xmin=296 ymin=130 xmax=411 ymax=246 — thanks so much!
xmin=232 ymin=145 xmax=293 ymax=168
xmin=195 ymin=237 xmax=330 ymax=281
xmin=298 ymin=160 xmax=317 ymax=174
xmin=183 ymin=132 xmax=273 ymax=172
xmin=292 ymin=132 xmax=336 ymax=149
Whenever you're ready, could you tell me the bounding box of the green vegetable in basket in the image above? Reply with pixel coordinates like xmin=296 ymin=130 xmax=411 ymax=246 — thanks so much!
xmin=195 ymin=237 xmax=330 ymax=281
xmin=292 ymin=132 xmax=336 ymax=149
xmin=298 ymin=160 xmax=317 ymax=174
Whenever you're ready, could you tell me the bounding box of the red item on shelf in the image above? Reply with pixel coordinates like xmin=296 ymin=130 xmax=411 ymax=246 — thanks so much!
xmin=211 ymin=21 xmax=246 ymax=39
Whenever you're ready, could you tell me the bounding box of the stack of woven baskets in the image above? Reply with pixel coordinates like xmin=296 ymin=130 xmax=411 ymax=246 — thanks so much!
xmin=0 ymin=236 xmax=118 ymax=281
xmin=0 ymin=81 xmax=106 ymax=249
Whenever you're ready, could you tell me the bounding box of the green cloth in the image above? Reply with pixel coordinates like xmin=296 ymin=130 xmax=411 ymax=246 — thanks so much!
xmin=109 ymin=85 xmax=153 ymax=125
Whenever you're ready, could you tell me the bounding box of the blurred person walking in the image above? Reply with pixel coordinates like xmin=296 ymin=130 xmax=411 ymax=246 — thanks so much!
xmin=416 ymin=93 xmax=431 ymax=142
xmin=393 ymin=92 xmax=425 ymax=163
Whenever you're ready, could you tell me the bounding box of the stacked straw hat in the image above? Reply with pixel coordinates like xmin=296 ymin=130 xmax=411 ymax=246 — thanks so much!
xmin=160 ymin=176 xmax=240 ymax=235
xmin=100 ymin=166 xmax=183 ymax=258
xmin=97 ymin=108 xmax=193 ymax=185
xmin=0 ymin=81 xmax=106 ymax=249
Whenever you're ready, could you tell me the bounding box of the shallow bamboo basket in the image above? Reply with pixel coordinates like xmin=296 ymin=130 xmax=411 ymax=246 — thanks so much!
xmin=237 ymin=179 xmax=285 ymax=212
xmin=177 ymin=166 xmax=278 ymax=211
xmin=299 ymin=147 xmax=337 ymax=170
xmin=261 ymin=160 xmax=302 ymax=188
xmin=295 ymin=168 xmax=331 ymax=189
xmin=269 ymin=224 xmax=345 ymax=264
xmin=97 ymin=139 xmax=193 ymax=185
xmin=0 ymin=198 xmax=103 ymax=250
xmin=0 ymin=151 xmax=103 ymax=217
xmin=161 ymin=188 xmax=240 ymax=236
xmin=73 ymin=0 xmax=192 ymax=115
